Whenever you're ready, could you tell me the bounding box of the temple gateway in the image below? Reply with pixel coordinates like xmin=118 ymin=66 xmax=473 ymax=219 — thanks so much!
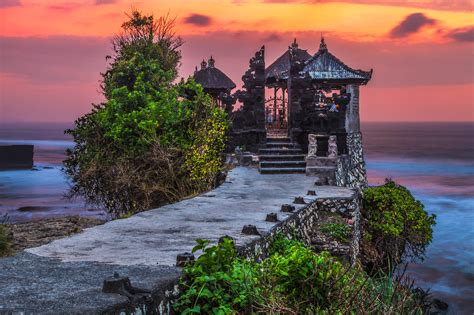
xmin=193 ymin=37 xmax=373 ymax=189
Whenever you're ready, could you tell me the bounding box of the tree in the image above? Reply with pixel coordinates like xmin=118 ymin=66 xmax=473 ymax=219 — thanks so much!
xmin=64 ymin=10 xmax=229 ymax=216
xmin=360 ymin=180 xmax=436 ymax=272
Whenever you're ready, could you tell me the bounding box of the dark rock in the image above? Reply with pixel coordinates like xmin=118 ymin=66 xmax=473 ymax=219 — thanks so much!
xmin=176 ymin=252 xmax=195 ymax=267
xmin=293 ymin=196 xmax=306 ymax=204
xmin=432 ymin=298 xmax=449 ymax=310
xmin=307 ymin=190 xmax=316 ymax=196
xmin=0 ymin=145 xmax=33 ymax=170
xmin=242 ymin=225 xmax=260 ymax=235
xmin=265 ymin=213 xmax=279 ymax=222
xmin=17 ymin=206 xmax=51 ymax=212
xmin=281 ymin=204 xmax=296 ymax=212
xmin=219 ymin=235 xmax=235 ymax=244
xmin=102 ymin=273 xmax=150 ymax=298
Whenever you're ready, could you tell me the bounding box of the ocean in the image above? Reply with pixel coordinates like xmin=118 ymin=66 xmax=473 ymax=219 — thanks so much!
xmin=0 ymin=122 xmax=473 ymax=313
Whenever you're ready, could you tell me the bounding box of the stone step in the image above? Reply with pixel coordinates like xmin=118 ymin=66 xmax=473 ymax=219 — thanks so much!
xmin=265 ymin=142 xmax=300 ymax=149
xmin=260 ymin=161 xmax=307 ymax=168
xmin=266 ymin=137 xmax=291 ymax=143
xmin=305 ymin=166 xmax=336 ymax=178
xmin=259 ymin=154 xmax=306 ymax=161
xmin=259 ymin=148 xmax=303 ymax=155
xmin=305 ymin=157 xmax=338 ymax=167
xmin=259 ymin=167 xmax=306 ymax=174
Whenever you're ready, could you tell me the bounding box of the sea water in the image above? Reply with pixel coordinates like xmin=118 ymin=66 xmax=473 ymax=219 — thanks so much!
xmin=0 ymin=121 xmax=473 ymax=312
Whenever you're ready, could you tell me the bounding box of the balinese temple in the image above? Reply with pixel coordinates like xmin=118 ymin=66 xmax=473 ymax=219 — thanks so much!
xmin=265 ymin=39 xmax=312 ymax=129
xmin=193 ymin=57 xmax=236 ymax=113
xmin=198 ymin=37 xmax=373 ymax=189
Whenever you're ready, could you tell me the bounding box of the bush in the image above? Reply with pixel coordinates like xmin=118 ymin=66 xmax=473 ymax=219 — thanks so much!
xmin=174 ymin=236 xmax=425 ymax=314
xmin=64 ymin=10 xmax=229 ymax=216
xmin=0 ymin=225 xmax=12 ymax=257
xmin=361 ymin=180 xmax=436 ymax=272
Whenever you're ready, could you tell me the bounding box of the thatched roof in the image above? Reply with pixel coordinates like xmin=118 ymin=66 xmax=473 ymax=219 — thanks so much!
xmin=302 ymin=38 xmax=372 ymax=84
xmin=194 ymin=57 xmax=236 ymax=90
xmin=265 ymin=39 xmax=311 ymax=82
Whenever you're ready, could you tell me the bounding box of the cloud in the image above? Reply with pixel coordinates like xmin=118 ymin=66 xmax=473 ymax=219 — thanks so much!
xmin=447 ymin=27 xmax=474 ymax=42
xmin=259 ymin=0 xmax=472 ymax=12
xmin=389 ymin=13 xmax=437 ymax=38
xmin=184 ymin=14 xmax=212 ymax=27
xmin=94 ymin=0 xmax=117 ymax=4
xmin=0 ymin=0 xmax=20 ymax=8
xmin=263 ymin=33 xmax=282 ymax=42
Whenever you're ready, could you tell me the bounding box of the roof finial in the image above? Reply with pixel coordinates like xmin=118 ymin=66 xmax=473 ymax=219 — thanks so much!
xmin=319 ymin=34 xmax=327 ymax=51
xmin=291 ymin=38 xmax=298 ymax=49
xmin=208 ymin=56 xmax=215 ymax=68
xmin=200 ymin=59 xmax=207 ymax=69
xmin=194 ymin=66 xmax=198 ymax=74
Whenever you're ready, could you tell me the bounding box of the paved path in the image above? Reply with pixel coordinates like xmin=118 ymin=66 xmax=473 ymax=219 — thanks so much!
xmin=0 ymin=167 xmax=354 ymax=313
xmin=27 ymin=167 xmax=354 ymax=265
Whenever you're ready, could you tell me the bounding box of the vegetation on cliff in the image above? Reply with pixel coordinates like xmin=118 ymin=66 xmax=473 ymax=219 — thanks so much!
xmin=63 ymin=10 xmax=229 ymax=216
xmin=361 ymin=180 xmax=436 ymax=272
xmin=174 ymin=236 xmax=426 ymax=314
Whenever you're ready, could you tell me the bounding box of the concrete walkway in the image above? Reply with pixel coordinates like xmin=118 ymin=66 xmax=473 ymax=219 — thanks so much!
xmin=0 ymin=167 xmax=354 ymax=313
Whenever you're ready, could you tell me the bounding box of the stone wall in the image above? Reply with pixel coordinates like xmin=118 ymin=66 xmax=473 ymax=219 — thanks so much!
xmin=238 ymin=193 xmax=362 ymax=265
xmin=335 ymin=132 xmax=368 ymax=190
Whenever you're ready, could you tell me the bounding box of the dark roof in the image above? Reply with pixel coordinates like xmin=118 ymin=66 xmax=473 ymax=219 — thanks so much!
xmin=302 ymin=38 xmax=372 ymax=84
xmin=193 ymin=57 xmax=236 ymax=90
xmin=265 ymin=40 xmax=311 ymax=82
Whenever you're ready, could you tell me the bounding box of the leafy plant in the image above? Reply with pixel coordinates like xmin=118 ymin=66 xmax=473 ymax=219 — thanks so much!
xmin=174 ymin=238 xmax=259 ymax=314
xmin=361 ymin=179 xmax=436 ymax=272
xmin=63 ymin=10 xmax=229 ymax=216
xmin=174 ymin=236 xmax=426 ymax=314
xmin=320 ymin=222 xmax=351 ymax=243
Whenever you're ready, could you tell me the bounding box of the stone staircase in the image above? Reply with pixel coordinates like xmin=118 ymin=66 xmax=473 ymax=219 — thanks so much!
xmin=258 ymin=137 xmax=306 ymax=174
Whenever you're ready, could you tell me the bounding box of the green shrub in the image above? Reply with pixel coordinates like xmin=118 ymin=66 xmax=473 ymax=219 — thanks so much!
xmin=320 ymin=222 xmax=351 ymax=243
xmin=173 ymin=238 xmax=259 ymax=314
xmin=0 ymin=225 xmax=12 ymax=257
xmin=361 ymin=180 xmax=436 ymax=271
xmin=174 ymin=236 xmax=425 ymax=314
xmin=64 ymin=10 xmax=229 ymax=216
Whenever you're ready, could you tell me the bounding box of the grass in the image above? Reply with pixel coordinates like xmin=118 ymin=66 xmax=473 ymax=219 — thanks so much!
xmin=320 ymin=222 xmax=351 ymax=243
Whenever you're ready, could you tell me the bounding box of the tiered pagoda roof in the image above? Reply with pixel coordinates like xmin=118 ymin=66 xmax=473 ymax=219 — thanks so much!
xmin=265 ymin=39 xmax=311 ymax=83
xmin=193 ymin=57 xmax=236 ymax=91
xmin=302 ymin=38 xmax=372 ymax=85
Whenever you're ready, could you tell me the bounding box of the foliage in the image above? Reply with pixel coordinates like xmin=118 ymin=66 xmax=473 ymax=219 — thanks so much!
xmin=64 ymin=10 xmax=229 ymax=216
xmin=0 ymin=225 xmax=12 ymax=257
xmin=173 ymin=238 xmax=259 ymax=314
xmin=174 ymin=236 xmax=425 ymax=314
xmin=361 ymin=179 xmax=436 ymax=271
xmin=320 ymin=223 xmax=351 ymax=243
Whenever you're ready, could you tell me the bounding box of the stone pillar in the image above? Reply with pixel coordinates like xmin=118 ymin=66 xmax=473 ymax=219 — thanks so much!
xmin=345 ymin=84 xmax=360 ymax=133
xmin=339 ymin=84 xmax=367 ymax=189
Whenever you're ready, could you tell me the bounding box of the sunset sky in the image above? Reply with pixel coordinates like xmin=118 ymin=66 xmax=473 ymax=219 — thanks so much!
xmin=0 ymin=0 xmax=473 ymax=122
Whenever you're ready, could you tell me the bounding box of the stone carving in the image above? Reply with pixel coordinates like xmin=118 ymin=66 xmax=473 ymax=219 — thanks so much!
xmin=308 ymin=134 xmax=318 ymax=157
xmin=328 ymin=135 xmax=338 ymax=158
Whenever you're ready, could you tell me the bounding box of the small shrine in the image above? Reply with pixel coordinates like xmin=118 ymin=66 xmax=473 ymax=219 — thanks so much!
xmin=193 ymin=56 xmax=236 ymax=113
xmin=194 ymin=37 xmax=373 ymax=189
